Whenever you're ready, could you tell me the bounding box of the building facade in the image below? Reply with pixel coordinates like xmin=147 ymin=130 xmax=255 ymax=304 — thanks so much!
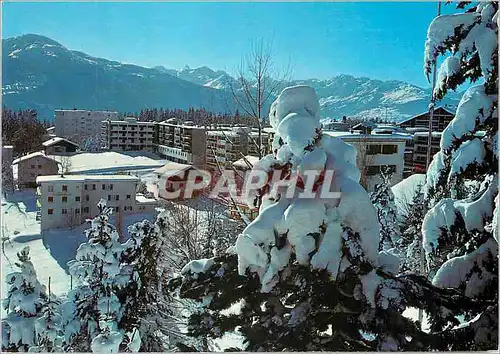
xmin=13 ymin=152 xmax=59 ymax=188
xmin=412 ymin=132 xmax=442 ymax=174
xmin=397 ymin=106 xmax=454 ymax=131
xmin=326 ymin=131 xmax=412 ymax=191
xmin=101 ymin=118 xmax=155 ymax=151
xmin=153 ymin=119 xmax=206 ymax=166
xmin=55 ymin=109 xmax=119 ymax=146
xmin=36 ymin=174 xmax=156 ymax=231
xmin=206 ymin=128 xmax=249 ymax=169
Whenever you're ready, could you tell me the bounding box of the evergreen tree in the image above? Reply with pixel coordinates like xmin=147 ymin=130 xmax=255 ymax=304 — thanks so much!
xmin=421 ymin=1 xmax=498 ymax=349
xmin=370 ymin=166 xmax=401 ymax=252
xmin=30 ymin=278 xmax=65 ymax=352
xmin=2 ymin=246 xmax=48 ymax=351
xmin=397 ymin=187 xmax=427 ymax=274
xmin=170 ymin=86 xmax=489 ymax=351
xmin=63 ymin=199 xmax=140 ymax=352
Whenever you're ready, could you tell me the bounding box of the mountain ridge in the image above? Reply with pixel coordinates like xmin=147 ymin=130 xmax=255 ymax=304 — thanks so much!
xmin=3 ymin=34 xmax=460 ymax=122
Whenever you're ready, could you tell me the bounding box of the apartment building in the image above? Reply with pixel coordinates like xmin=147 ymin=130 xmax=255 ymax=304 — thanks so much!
xmin=36 ymin=174 xmax=156 ymax=231
xmin=12 ymin=152 xmax=60 ymax=188
xmin=101 ymin=117 xmax=155 ymax=152
xmin=206 ymin=127 xmax=249 ymax=169
xmin=326 ymin=131 xmax=412 ymax=191
xmin=153 ymin=119 xmax=206 ymax=167
xmin=55 ymin=109 xmax=118 ymax=145
xmin=411 ymin=132 xmax=442 ymax=174
xmin=397 ymin=106 xmax=454 ymax=131
xmin=247 ymin=129 xmax=270 ymax=157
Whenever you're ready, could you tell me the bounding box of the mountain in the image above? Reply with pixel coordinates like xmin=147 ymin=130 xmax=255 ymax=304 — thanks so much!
xmin=3 ymin=34 xmax=460 ymax=122
xmin=2 ymin=34 xmax=233 ymax=120
xmin=166 ymin=68 xmax=461 ymax=122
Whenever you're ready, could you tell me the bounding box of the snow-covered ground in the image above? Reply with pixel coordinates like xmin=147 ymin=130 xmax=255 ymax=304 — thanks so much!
xmin=1 ymin=190 xmax=158 ymax=312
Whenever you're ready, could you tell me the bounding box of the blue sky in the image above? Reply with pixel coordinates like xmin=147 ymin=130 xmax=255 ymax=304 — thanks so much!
xmin=2 ymin=1 xmax=452 ymax=87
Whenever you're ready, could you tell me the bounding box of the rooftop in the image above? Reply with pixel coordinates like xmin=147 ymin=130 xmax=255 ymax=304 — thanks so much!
xmin=155 ymin=162 xmax=196 ymax=178
xmin=135 ymin=194 xmax=158 ymax=204
xmin=233 ymin=155 xmax=260 ymax=169
xmin=12 ymin=151 xmax=59 ymax=165
xmin=325 ymin=131 xmax=413 ymax=141
xmin=42 ymin=136 xmax=79 ymax=148
xmin=36 ymin=174 xmax=140 ymax=183
xmin=397 ymin=106 xmax=456 ymax=125
xmin=47 ymin=151 xmax=166 ymax=174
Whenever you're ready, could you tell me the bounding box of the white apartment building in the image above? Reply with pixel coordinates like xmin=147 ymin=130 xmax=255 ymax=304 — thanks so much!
xmin=101 ymin=117 xmax=155 ymax=152
xmin=324 ymin=131 xmax=412 ymax=191
xmin=36 ymin=174 xmax=156 ymax=231
xmin=55 ymin=110 xmax=118 ymax=145
xmin=153 ymin=119 xmax=207 ymax=167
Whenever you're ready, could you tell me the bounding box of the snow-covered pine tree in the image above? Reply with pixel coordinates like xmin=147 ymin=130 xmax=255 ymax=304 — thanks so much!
xmin=171 ymin=85 xmax=485 ymax=351
xmin=369 ymin=166 xmax=401 ymax=251
xmin=30 ymin=278 xmax=64 ymax=352
xmin=63 ymin=199 xmax=140 ymax=352
xmin=118 ymin=217 xmax=182 ymax=351
xmin=422 ymin=1 xmax=498 ymax=349
xmin=397 ymin=186 xmax=427 ymax=274
xmin=2 ymin=246 xmax=48 ymax=351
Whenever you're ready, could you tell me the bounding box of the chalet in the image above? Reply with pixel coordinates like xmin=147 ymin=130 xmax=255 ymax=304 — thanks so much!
xmin=12 ymin=152 xmax=60 ymax=188
xmin=153 ymin=162 xmax=205 ymax=200
xmin=42 ymin=137 xmax=79 ymax=155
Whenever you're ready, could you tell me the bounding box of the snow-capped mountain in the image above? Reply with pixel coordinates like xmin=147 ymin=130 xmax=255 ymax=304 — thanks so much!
xmin=3 ymin=34 xmax=460 ymax=122
xmin=2 ymin=34 xmax=233 ymax=120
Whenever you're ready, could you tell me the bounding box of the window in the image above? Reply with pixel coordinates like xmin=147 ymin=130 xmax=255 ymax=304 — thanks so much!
xmin=62 ymin=196 xmax=67 ymax=203
xmin=62 ymin=185 xmax=68 ymax=192
xmin=126 ymin=194 xmax=131 ymax=199
xmin=83 ymin=207 xmax=90 ymax=213
xmin=366 ymin=165 xmax=380 ymax=176
xmin=31 ymin=164 xmax=35 ymax=169
xmin=108 ymin=195 xmax=112 ymax=201
xmin=84 ymin=184 xmax=88 ymax=190
xmin=30 ymin=173 xmax=35 ymax=177
xmin=382 ymin=145 xmax=398 ymax=154
xmin=48 ymin=196 xmax=54 ymax=203
xmin=115 ymin=206 xmax=120 ymax=212
xmin=115 ymin=195 xmax=119 ymax=201
xmin=85 ymin=195 xmax=89 ymax=201
xmin=48 ymin=209 xmax=54 ymax=215
xmin=75 ymin=196 xmax=80 ymax=202
xmin=61 ymin=208 xmax=68 ymax=215
xmin=48 ymin=185 xmax=54 ymax=192
xmin=366 ymin=145 xmax=381 ymax=155
xmin=75 ymin=209 xmax=80 ymax=214
xmin=38 ymin=165 xmax=42 ymax=169
xmin=110 ymin=184 xmax=113 ymax=190
xmin=92 ymin=184 xmax=96 ymax=190
xmin=102 ymin=184 xmax=106 ymax=190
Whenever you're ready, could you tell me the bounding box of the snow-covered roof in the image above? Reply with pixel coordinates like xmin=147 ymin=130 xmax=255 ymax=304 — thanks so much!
xmin=397 ymin=106 xmax=456 ymax=125
xmin=47 ymin=151 xmax=166 ymax=174
xmin=154 ymin=162 xmax=195 ymax=178
xmin=158 ymin=121 xmax=205 ymax=130
xmin=36 ymin=174 xmax=140 ymax=183
xmin=42 ymin=136 xmax=79 ymax=148
xmin=135 ymin=194 xmax=158 ymax=205
xmin=414 ymin=132 xmax=442 ymax=137
xmin=325 ymin=131 xmax=413 ymax=141
xmin=263 ymin=127 xmax=275 ymax=134
xmin=12 ymin=151 xmax=59 ymax=165
xmin=232 ymin=155 xmax=260 ymax=169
